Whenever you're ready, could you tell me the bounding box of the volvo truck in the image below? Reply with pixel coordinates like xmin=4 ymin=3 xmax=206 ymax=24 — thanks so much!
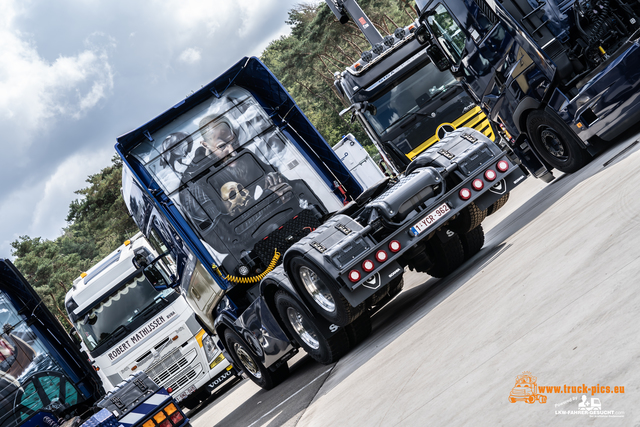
xmin=116 ymin=56 xmax=526 ymax=390
xmin=65 ymin=233 xmax=236 ymax=408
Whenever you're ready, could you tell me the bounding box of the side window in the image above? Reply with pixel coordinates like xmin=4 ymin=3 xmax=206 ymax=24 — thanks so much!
xmin=427 ymin=4 xmax=466 ymax=64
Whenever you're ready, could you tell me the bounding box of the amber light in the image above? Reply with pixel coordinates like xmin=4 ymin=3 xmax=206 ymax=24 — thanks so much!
xmin=164 ymin=404 xmax=177 ymax=416
xmin=143 ymin=420 xmax=155 ymax=427
xmin=153 ymin=412 xmax=166 ymax=423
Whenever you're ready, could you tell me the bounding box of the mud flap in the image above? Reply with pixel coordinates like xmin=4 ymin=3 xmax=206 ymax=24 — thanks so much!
xmin=338 ymin=261 xmax=403 ymax=308
xmin=474 ymin=166 xmax=526 ymax=210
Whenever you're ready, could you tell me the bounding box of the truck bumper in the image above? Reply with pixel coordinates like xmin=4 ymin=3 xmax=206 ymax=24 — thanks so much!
xmin=552 ymin=35 xmax=640 ymax=143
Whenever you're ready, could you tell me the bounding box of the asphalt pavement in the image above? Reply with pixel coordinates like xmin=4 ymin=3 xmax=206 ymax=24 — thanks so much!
xmin=190 ymin=133 xmax=640 ymax=426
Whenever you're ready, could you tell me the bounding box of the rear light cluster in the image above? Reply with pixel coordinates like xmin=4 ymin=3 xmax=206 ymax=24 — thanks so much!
xmin=458 ymin=160 xmax=510 ymax=201
xmin=348 ymin=241 xmax=402 ymax=283
xmin=142 ymin=403 xmax=184 ymax=427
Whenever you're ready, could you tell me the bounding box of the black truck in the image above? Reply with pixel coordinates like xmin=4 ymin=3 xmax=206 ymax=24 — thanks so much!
xmin=414 ymin=0 xmax=640 ymax=177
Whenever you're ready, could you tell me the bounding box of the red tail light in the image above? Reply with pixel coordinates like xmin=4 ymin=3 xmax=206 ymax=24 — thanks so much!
xmin=348 ymin=270 xmax=361 ymax=283
xmin=362 ymin=260 xmax=375 ymax=272
xmin=484 ymin=169 xmax=496 ymax=181
xmin=497 ymin=160 xmax=509 ymax=172
xmin=459 ymin=188 xmax=472 ymax=200
xmin=472 ymin=179 xmax=484 ymax=191
xmin=376 ymin=250 xmax=388 ymax=262
xmin=157 ymin=420 xmax=171 ymax=427
xmin=170 ymin=412 xmax=184 ymax=424
xmin=389 ymin=240 xmax=401 ymax=253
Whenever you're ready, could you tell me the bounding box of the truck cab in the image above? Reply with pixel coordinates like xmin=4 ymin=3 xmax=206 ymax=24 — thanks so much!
xmin=0 ymin=259 xmax=104 ymax=427
xmin=328 ymin=0 xmax=499 ymax=176
xmin=416 ymin=0 xmax=640 ymax=176
xmin=64 ymin=233 xmax=234 ymax=406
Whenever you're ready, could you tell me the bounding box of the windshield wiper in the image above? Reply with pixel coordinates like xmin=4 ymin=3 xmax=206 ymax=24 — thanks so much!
xmin=99 ymin=324 xmax=129 ymax=347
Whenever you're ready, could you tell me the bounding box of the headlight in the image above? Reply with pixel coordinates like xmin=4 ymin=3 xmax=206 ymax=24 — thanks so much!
xmin=201 ymin=333 xmax=218 ymax=363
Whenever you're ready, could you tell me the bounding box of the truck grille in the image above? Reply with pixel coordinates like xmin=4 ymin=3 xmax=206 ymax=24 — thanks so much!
xmin=166 ymin=364 xmax=203 ymax=393
xmin=147 ymin=348 xmax=197 ymax=385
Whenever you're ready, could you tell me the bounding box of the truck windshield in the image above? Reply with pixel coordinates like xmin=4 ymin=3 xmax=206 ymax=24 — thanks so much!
xmin=75 ymin=275 xmax=174 ymax=352
xmin=364 ymin=62 xmax=456 ymax=136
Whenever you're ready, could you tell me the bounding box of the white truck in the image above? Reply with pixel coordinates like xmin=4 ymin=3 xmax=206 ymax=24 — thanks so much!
xmin=64 ymin=233 xmax=237 ymax=408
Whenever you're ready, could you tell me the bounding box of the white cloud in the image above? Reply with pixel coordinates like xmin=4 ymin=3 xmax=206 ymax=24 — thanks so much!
xmin=178 ymin=47 xmax=201 ymax=64
xmin=30 ymin=147 xmax=113 ymax=235
xmin=0 ymin=1 xmax=114 ymax=148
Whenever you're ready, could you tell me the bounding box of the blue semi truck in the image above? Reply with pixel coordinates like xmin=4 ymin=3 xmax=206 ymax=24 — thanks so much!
xmin=412 ymin=0 xmax=640 ymax=178
xmin=115 ymin=57 xmax=526 ymax=390
xmin=0 ymin=259 xmax=189 ymax=427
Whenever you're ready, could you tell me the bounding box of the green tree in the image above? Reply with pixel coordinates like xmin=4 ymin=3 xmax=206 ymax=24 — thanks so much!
xmin=11 ymin=156 xmax=138 ymax=328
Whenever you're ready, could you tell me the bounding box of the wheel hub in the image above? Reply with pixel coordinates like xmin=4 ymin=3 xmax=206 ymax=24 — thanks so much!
xmin=299 ymin=266 xmax=336 ymax=313
xmin=234 ymin=343 xmax=261 ymax=379
xmin=540 ymin=128 xmax=567 ymax=160
xmin=286 ymin=307 xmax=320 ymax=350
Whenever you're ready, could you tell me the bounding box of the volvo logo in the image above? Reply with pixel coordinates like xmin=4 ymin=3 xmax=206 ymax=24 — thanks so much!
xmin=436 ymin=124 xmax=455 ymax=140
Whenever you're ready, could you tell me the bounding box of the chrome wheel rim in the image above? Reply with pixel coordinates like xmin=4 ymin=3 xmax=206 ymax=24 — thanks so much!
xmin=299 ymin=266 xmax=336 ymax=313
xmin=286 ymin=307 xmax=320 ymax=350
xmin=234 ymin=343 xmax=261 ymax=378
xmin=540 ymin=128 xmax=567 ymax=161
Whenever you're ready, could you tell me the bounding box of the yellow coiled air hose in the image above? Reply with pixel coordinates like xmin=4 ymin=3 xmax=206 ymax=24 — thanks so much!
xmin=225 ymin=249 xmax=281 ymax=284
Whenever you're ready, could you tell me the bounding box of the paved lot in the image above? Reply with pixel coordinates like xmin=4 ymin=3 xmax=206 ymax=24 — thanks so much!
xmin=190 ymin=134 xmax=640 ymax=426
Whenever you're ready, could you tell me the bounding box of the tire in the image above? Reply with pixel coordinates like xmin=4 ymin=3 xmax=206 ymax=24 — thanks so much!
xmin=289 ymin=256 xmax=363 ymax=327
xmin=526 ymin=395 xmax=535 ymax=404
xmin=459 ymin=225 xmax=484 ymax=261
xmin=344 ymin=310 xmax=372 ymax=349
xmin=274 ymin=291 xmax=350 ymax=364
xmin=223 ymin=329 xmax=289 ymax=390
xmin=425 ymin=233 xmax=465 ymax=278
xmin=487 ymin=193 xmax=509 ymax=216
xmin=508 ymin=397 xmax=516 ymax=403
xmin=449 ymin=202 xmax=486 ymax=234
xmin=526 ymin=110 xmax=590 ymax=173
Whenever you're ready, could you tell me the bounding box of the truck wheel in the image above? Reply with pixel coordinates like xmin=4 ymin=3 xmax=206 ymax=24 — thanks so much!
xmin=345 ymin=310 xmax=372 ymax=349
xmin=526 ymin=110 xmax=590 ymax=173
xmin=223 ymin=329 xmax=288 ymax=390
xmin=460 ymin=225 xmax=484 ymax=261
xmin=425 ymin=234 xmax=465 ymax=278
xmin=449 ymin=202 xmax=486 ymax=234
xmin=274 ymin=291 xmax=349 ymax=364
xmin=289 ymin=257 xmax=363 ymax=327
xmin=487 ymin=193 xmax=509 ymax=216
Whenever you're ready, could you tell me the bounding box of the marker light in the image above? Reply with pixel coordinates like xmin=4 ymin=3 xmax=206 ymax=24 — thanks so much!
xmin=376 ymin=250 xmax=388 ymax=262
xmin=389 ymin=240 xmax=401 ymax=253
xmin=484 ymin=169 xmax=497 ymax=181
xmin=497 ymin=160 xmax=509 ymax=172
xmin=472 ymin=179 xmax=484 ymax=191
xmin=362 ymin=260 xmax=375 ymax=272
xmin=348 ymin=270 xmax=361 ymax=283
xmin=459 ymin=188 xmax=472 ymax=200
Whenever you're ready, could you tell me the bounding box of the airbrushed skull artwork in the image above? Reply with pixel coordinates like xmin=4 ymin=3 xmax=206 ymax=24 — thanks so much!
xmin=221 ymin=181 xmax=251 ymax=216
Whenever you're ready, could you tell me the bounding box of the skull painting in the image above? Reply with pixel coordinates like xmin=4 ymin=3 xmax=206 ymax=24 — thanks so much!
xmin=221 ymin=181 xmax=251 ymax=216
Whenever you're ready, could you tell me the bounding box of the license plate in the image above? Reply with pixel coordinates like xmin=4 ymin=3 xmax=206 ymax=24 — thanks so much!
xmin=175 ymin=385 xmax=197 ymax=402
xmin=409 ymin=203 xmax=451 ymax=236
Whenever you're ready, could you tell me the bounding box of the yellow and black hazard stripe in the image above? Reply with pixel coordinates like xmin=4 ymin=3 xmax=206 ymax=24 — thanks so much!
xmin=406 ymin=106 xmax=494 ymax=160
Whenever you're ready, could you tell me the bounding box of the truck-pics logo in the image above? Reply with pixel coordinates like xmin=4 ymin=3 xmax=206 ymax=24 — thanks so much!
xmin=509 ymin=371 xmax=547 ymax=404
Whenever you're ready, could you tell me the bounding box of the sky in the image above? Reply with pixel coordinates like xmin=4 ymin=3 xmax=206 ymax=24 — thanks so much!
xmin=0 ymin=0 xmax=308 ymax=257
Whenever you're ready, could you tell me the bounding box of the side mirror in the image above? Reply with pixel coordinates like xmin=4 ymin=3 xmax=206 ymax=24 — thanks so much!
xmin=143 ymin=253 xmax=178 ymax=289
xmin=427 ymin=44 xmax=452 ymax=72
